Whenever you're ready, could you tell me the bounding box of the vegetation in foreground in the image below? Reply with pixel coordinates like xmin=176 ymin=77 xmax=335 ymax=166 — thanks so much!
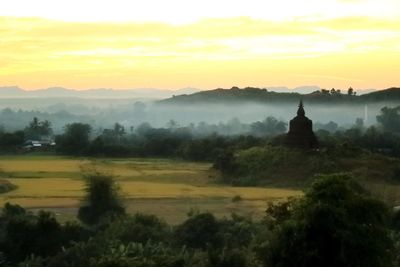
xmin=0 ymin=173 xmax=399 ymax=266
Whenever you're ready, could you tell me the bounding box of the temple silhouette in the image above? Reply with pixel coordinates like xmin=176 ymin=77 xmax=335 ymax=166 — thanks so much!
xmin=285 ymin=100 xmax=318 ymax=149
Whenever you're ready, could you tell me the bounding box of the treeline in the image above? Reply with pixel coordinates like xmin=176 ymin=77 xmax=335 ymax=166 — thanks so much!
xmin=0 ymin=107 xmax=89 ymax=133
xmin=52 ymin=111 xmax=400 ymax=161
xmin=56 ymin=122 xmax=266 ymax=160
xmin=2 ymin=106 xmax=400 ymax=163
xmin=0 ymin=116 xmax=287 ymax=159
xmin=316 ymin=105 xmax=400 ymax=157
xmin=1 ymin=173 xmax=400 ymax=266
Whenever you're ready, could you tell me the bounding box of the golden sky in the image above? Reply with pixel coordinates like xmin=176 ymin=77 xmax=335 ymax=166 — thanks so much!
xmin=0 ymin=0 xmax=399 ymax=90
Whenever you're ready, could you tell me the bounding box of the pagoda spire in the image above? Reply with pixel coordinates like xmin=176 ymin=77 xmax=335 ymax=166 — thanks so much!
xmin=297 ymin=100 xmax=305 ymax=117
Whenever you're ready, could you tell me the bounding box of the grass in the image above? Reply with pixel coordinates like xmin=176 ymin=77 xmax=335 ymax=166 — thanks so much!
xmin=0 ymin=155 xmax=302 ymax=223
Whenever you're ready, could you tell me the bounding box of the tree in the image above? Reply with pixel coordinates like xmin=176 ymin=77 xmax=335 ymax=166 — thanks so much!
xmin=347 ymin=87 xmax=354 ymax=96
xmin=262 ymin=174 xmax=393 ymax=267
xmin=0 ymin=203 xmax=86 ymax=264
xmin=78 ymin=174 xmax=125 ymax=225
xmin=376 ymin=106 xmax=400 ymax=133
xmin=213 ymin=150 xmax=236 ymax=174
xmin=0 ymin=130 xmax=24 ymax=149
xmin=103 ymin=213 xmax=170 ymax=244
xmin=175 ymin=212 xmax=221 ymax=249
xmin=24 ymin=117 xmax=52 ymax=140
xmin=354 ymin=117 xmax=364 ymax=129
xmin=250 ymin=116 xmax=287 ymax=137
xmin=113 ymin=123 xmax=125 ymax=138
xmin=56 ymin=123 xmax=91 ymax=154
xmin=135 ymin=122 xmax=152 ymax=136
xmin=315 ymin=121 xmax=338 ymax=133
xmin=103 ymin=123 xmax=125 ymax=141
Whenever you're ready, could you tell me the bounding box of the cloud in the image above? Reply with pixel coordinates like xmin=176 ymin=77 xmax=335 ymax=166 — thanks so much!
xmin=0 ymin=16 xmax=399 ymax=89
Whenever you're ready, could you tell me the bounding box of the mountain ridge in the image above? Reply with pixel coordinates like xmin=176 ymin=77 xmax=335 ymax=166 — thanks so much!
xmin=0 ymin=86 xmax=200 ymax=99
xmin=158 ymin=86 xmax=399 ymax=105
xmin=0 ymin=85 xmax=379 ymax=100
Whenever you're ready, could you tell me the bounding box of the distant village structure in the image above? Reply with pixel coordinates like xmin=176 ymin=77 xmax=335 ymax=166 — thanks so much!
xmin=285 ymin=100 xmax=318 ymax=149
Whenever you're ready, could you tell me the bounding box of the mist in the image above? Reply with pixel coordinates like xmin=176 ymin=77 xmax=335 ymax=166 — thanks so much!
xmin=0 ymin=96 xmax=397 ymax=135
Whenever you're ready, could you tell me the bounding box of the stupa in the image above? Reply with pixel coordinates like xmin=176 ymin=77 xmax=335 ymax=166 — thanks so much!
xmin=285 ymin=100 xmax=318 ymax=149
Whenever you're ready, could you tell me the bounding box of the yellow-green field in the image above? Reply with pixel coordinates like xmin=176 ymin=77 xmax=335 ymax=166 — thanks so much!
xmin=0 ymin=155 xmax=302 ymax=223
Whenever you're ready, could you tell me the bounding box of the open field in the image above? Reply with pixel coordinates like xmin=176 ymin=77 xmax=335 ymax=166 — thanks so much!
xmin=0 ymin=155 xmax=302 ymax=223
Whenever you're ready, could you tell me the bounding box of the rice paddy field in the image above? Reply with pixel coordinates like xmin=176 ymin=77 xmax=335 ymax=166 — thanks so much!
xmin=0 ymin=155 xmax=302 ymax=224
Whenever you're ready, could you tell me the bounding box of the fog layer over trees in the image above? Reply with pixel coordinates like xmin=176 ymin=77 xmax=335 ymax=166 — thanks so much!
xmin=0 ymin=99 xmax=397 ymax=134
xmin=1 ymin=87 xmax=400 ymax=134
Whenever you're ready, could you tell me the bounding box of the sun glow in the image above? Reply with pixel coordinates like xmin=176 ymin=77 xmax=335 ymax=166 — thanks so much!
xmin=0 ymin=0 xmax=399 ymax=90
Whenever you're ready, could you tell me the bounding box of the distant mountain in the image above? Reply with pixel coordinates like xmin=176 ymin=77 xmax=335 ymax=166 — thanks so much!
xmin=0 ymin=86 xmax=25 ymax=94
xmin=357 ymin=89 xmax=377 ymax=95
xmin=0 ymin=86 xmax=201 ymax=99
xmin=293 ymin=86 xmax=321 ymax=94
xmin=264 ymin=86 xmax=321 ymax=94
xmin=158 ymin=86 xmax=399 ymax=105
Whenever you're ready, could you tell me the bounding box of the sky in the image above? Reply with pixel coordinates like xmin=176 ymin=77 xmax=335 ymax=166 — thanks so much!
xmin=0 ymin=0 xmax=399 ymax=91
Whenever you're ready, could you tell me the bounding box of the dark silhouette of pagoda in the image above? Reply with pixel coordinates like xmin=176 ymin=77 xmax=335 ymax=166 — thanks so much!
xmin=285 ymin=100 xmax=318 ymax=149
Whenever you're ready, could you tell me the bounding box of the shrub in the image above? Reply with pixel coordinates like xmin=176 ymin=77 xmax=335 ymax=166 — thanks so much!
xmin=231 ymin=195 xmax=242 ymax=202
xmin=0 ymin=179 xmax=17 ymax=194
xmin=174 ymin=212 xmax=221 ymax=249
xmin=103 ymin=213 xmax=171 ymax=244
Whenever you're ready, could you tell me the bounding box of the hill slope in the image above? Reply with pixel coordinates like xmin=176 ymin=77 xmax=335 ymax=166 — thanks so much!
xmin=158 ymin=87 xmax=400 ymax=105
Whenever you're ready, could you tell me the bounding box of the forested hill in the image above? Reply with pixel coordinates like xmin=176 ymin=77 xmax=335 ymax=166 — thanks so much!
xmin=359 ymin=87 xmax=400 ymax=102
xmin=158 ymin=87 xmax=400 ymax=105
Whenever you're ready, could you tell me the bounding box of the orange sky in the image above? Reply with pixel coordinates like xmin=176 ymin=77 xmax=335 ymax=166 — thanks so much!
xmin=0 ymin=0 xmax=399 ymax=91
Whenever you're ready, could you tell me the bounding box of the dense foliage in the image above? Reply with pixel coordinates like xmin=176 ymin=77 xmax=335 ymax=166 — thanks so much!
xmin=0 ymin=203 xmax=90 ymax=264
xmin=1 ymin=174 xmax=400 ymax=266
xmin=0 ymin=130 xmax=24 ymax=152
xmin=262 ymin=174 xmax=394 ymax=267
xmin=56 ymin=123 xmax=92 ymax=155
